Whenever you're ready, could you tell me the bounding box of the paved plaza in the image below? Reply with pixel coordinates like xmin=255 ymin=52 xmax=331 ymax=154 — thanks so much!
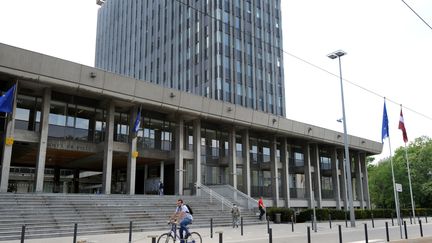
xmin=5 ymin=219 xmax=432 ymax=243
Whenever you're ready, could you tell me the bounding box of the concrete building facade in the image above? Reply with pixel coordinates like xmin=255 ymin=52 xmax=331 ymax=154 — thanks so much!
xmin=0 ymin=43 xmax=382 ymax=208
xmin=95 ymin=0 xmax=286 ymax=116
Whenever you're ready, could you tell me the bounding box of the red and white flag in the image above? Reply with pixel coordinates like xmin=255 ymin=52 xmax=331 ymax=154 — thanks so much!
xmin=398 ymin=108 xmax=408 ymax=143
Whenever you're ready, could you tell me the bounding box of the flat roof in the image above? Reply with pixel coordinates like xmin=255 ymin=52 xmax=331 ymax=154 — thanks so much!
xmin=0 ymin=42 xmax=382 ymax=155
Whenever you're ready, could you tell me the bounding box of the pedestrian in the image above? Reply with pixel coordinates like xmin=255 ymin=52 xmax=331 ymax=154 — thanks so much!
xmin=231 ymin=203 xmax=241 ymax=228
xmin=258 ymin=197 xmax=265 ymax=220
xmin=170 ymin=199 xmax=193 ymax=243
xmin=159 ymin=180 xmax=164 ymax=195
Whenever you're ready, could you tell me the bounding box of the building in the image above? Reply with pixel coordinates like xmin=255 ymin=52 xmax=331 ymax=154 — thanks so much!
xmin=95 ymin=0 xmax=286 ymax=116
xmin=0 ymin=43 xmax=382 ymax=209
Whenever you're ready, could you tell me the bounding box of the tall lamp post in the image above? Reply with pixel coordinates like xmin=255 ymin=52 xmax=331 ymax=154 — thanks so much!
xmin=328 ymin=50 xmax=355 ymax=227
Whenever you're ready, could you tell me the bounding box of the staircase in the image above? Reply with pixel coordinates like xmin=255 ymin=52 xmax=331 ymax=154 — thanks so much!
xmin=207 ymin=184 xmax=259 ymax=210
xmin=0 ymin=193 xmax=262 ymax=241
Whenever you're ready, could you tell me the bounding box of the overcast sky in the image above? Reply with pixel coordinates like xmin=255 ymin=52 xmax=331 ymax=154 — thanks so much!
xmin=0 ymin=0 xmax=431 ymax=161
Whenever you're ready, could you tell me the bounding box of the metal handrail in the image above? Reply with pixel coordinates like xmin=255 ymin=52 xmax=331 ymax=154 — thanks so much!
xmin=207 ymin=184 xmax=258 ymax=210
xmin=195 ymin=183 xmax=233 ymax=211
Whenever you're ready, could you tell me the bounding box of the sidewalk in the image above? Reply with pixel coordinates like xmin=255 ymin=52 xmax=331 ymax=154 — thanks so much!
xmin=6 ymin=219 xmax=432 ymax=243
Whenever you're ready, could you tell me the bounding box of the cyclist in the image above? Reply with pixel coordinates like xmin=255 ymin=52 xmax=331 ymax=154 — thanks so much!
xmin=171 ymin=198 xmax=193 ymax=243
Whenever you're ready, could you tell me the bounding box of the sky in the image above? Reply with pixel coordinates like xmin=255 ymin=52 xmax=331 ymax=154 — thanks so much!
xmin=0 ymin=0 xmax=431 ymax=162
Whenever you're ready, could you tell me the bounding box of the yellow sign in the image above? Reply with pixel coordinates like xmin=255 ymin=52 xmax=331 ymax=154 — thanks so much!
xmin=5 ymin=137 xmax=14 ymax=146
xmin=132 ymin=151 xmax=139 ymax=158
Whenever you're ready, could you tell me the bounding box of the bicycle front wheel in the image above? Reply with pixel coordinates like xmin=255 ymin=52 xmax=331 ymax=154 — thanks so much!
xmin=188 ymin=232 xmax=202 ymax=243
xmin=157 ymin=233 xmax=175 ymax=243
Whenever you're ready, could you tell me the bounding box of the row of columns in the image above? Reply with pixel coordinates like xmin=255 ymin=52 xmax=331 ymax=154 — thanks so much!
xmin=0 ymin=87 xmax=370 ymax=209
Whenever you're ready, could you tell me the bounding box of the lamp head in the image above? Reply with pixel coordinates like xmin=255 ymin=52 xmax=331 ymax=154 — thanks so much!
xmin=327 ymin=50 xmax=347 ymax=59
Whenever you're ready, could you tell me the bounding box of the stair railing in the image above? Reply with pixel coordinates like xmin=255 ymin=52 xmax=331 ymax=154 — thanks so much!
xmin=207 ymin=184 xmax=258 ymax=210
xmin=195 ymin=183 xmax=233 ymax=211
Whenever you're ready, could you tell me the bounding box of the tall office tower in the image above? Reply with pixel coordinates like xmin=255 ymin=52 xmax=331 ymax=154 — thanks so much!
xmin=95 ymin=0 xmax=285 ymax=116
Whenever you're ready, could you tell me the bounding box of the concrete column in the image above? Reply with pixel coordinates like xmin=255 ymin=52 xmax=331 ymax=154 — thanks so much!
xmin=355 ymin=153 xmax=365 ymax=208
xmin=193 ymin=119 xmax=201 ymax=195
xmin=281 ymin=139 xmax=290 ymax=207
xmin=361 ymin=153 xmax=371 ymax=209
xmin=73 ymin=169 xmax=80 ymax=193
xmin=331 ymin=147 xmax=342 ymax=209
xmin=175 ymin=118 xmax=184 ymax=195
xmin=0 ymin=84 xmax=18 ymax=193
xmin=35 ymin=88 xmax=51 ymax=193
xmin=338 ymin=149 xmax=348 ymax=210
xmin=144 ymin=164 xmax=148 ymax=194
xmin=160 ymin=161 xmax=165 ymax=183
xmin=53 ymin=167 xmax=60 ymax=193
xmin=242 ymin=130 xmax=251 ymax=196
xmin=229 ymin=127 xmax=237 ymax=189
xmin=102 ymin=101 xmax=115 ymax=194
xmin=304 ymin=144 xmax=313 ymax=208
xmin=270 ymin=137 xmax=279 ymax=207
xmin=127 ymin=106 xmax=138 ymax=195
xmin=311 ymin=144 xmax=322 ymax=209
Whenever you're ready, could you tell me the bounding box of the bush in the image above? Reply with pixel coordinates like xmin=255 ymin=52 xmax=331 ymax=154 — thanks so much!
xmin=266 ymin=207 xmax=294 ymax=222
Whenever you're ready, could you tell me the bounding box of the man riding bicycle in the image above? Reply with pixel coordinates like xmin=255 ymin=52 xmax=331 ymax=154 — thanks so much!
xmin=171 ymin=199 xmax=193 ymax=243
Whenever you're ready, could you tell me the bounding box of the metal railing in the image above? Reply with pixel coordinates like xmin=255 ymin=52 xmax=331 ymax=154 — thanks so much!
xmin=195 ymin=183 xmax=233 ymax=211
xmin=207 ymin=184 xmax=258 ymax=210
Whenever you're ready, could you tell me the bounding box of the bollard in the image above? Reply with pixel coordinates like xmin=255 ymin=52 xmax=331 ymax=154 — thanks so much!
xmin=241 ymin=217 xmax=243 ymax=236
xmin=147 ymin=235 xmax=158 ymax=243
xmin=20 ymin=225 xmax=25 ymax=243
xmin=338 ymin=225 xmax=342 ymax=243
xmin=425 ymin=215 xmax=428 ymax=223
xmin=291 ymin=216 xmax=294 ymax=232
xmin=267 ymin=216 xmax=270 ymax=234
xmin=364 ymin=223 xmax=368 ymax=243
xmin=128 ymin=221 xmax=132 ymax=243
xmin=345 ymin=211 xmax=348 ymax=228
xmin=409 ymin=213 xmax=412 ymax=225
xmin=371 ymin=212 xmax=375 ymax=228
xmin=307 ymin=226 xmax=311 ymax=243
xmin=404 ymin=221 xmax=408 ymax=239
xmin=385 ymin=222 xmax=389 ymax=242
xmin=311 ymin=214 xmax=314 ymax=230
xmin=73 ymin=223 xmax=78 ymax=243
xmin=329 ymin=214 xmax=332 ymax=229
xmin=210 ymin=218 xmax=213 ymax=238
xmin=391 ymin=215 xmax=394 ymax=226
xmin=419 ymin=219 xmax=423 ymax=237
xmin=269 ymin=228 xmax=273 ymax=243
xmin=216 ymin=231 xmax=223 ymax=243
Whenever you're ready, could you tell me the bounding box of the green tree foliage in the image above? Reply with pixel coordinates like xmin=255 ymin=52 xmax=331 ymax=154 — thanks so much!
xmin=368 ymin=136 xmax=432 ymax=209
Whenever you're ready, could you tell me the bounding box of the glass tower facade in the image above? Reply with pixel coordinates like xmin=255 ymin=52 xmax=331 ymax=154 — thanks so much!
xmin=95 ymin=0 xmax=285 ymax=116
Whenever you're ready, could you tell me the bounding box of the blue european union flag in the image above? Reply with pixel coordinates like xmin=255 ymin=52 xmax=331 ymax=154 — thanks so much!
xmin=381 ymin=100 xmax=389 ymax=142
xmin=133 ymin=108 xmax=141 ymax=133
xmin=0 ymin=84 xmax=16 ymax=113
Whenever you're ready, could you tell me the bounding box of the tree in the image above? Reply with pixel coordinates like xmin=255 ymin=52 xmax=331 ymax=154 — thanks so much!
xmin=368 ymin=136 xmax=432 ymax=209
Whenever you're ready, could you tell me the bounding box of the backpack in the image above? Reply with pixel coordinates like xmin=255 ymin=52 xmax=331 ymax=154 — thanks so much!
xmin=185 ymin=204 xmax=193 ymax=215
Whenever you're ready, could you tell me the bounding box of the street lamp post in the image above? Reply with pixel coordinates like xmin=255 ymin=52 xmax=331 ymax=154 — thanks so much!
xmin=328 ymin=50 xmax=356 ymax=227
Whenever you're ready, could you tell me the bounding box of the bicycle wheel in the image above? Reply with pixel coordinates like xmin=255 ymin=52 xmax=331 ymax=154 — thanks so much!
xmin=157 ymin=233 xmax=175 ymax=243
xmin=188 ymin=232 xmax=202 ymax=243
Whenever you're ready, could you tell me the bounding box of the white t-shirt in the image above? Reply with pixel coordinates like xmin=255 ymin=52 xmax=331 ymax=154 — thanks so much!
xmin=176 ymin=204 xmax=193 ymax=220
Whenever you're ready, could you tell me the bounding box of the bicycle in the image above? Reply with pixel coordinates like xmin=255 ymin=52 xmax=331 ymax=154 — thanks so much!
xmin=157 ymin=221 xmax=202 ymax=243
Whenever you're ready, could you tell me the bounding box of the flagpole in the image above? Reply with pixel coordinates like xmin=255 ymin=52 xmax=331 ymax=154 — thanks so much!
xmin=387 ymin=135 xmax=403 ymax=238
xmin=404 ymin=143 xmax=416 ymax=223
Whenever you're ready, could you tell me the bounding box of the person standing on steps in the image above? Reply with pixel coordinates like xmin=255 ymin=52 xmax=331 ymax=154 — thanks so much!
xmin=231 ymin=203 xmax=241 ymax=228
xmin=258 ymin=197 xmax=265 ymax=220
xmin=159 ymin=180 xmax=164 ymax=195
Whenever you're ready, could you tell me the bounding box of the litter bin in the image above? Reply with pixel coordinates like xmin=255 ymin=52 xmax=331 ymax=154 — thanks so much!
xmin=275 ymin=213 xmax=281 ymax=224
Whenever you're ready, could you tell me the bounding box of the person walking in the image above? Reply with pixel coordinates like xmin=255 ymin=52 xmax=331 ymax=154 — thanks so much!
xmin=231 ymin=204 xmax=241 ymax=228
xmin=159 ymin=180 xmax=164 ymax=195
xmin=258 ymin=197 xmax=265 ymax=220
